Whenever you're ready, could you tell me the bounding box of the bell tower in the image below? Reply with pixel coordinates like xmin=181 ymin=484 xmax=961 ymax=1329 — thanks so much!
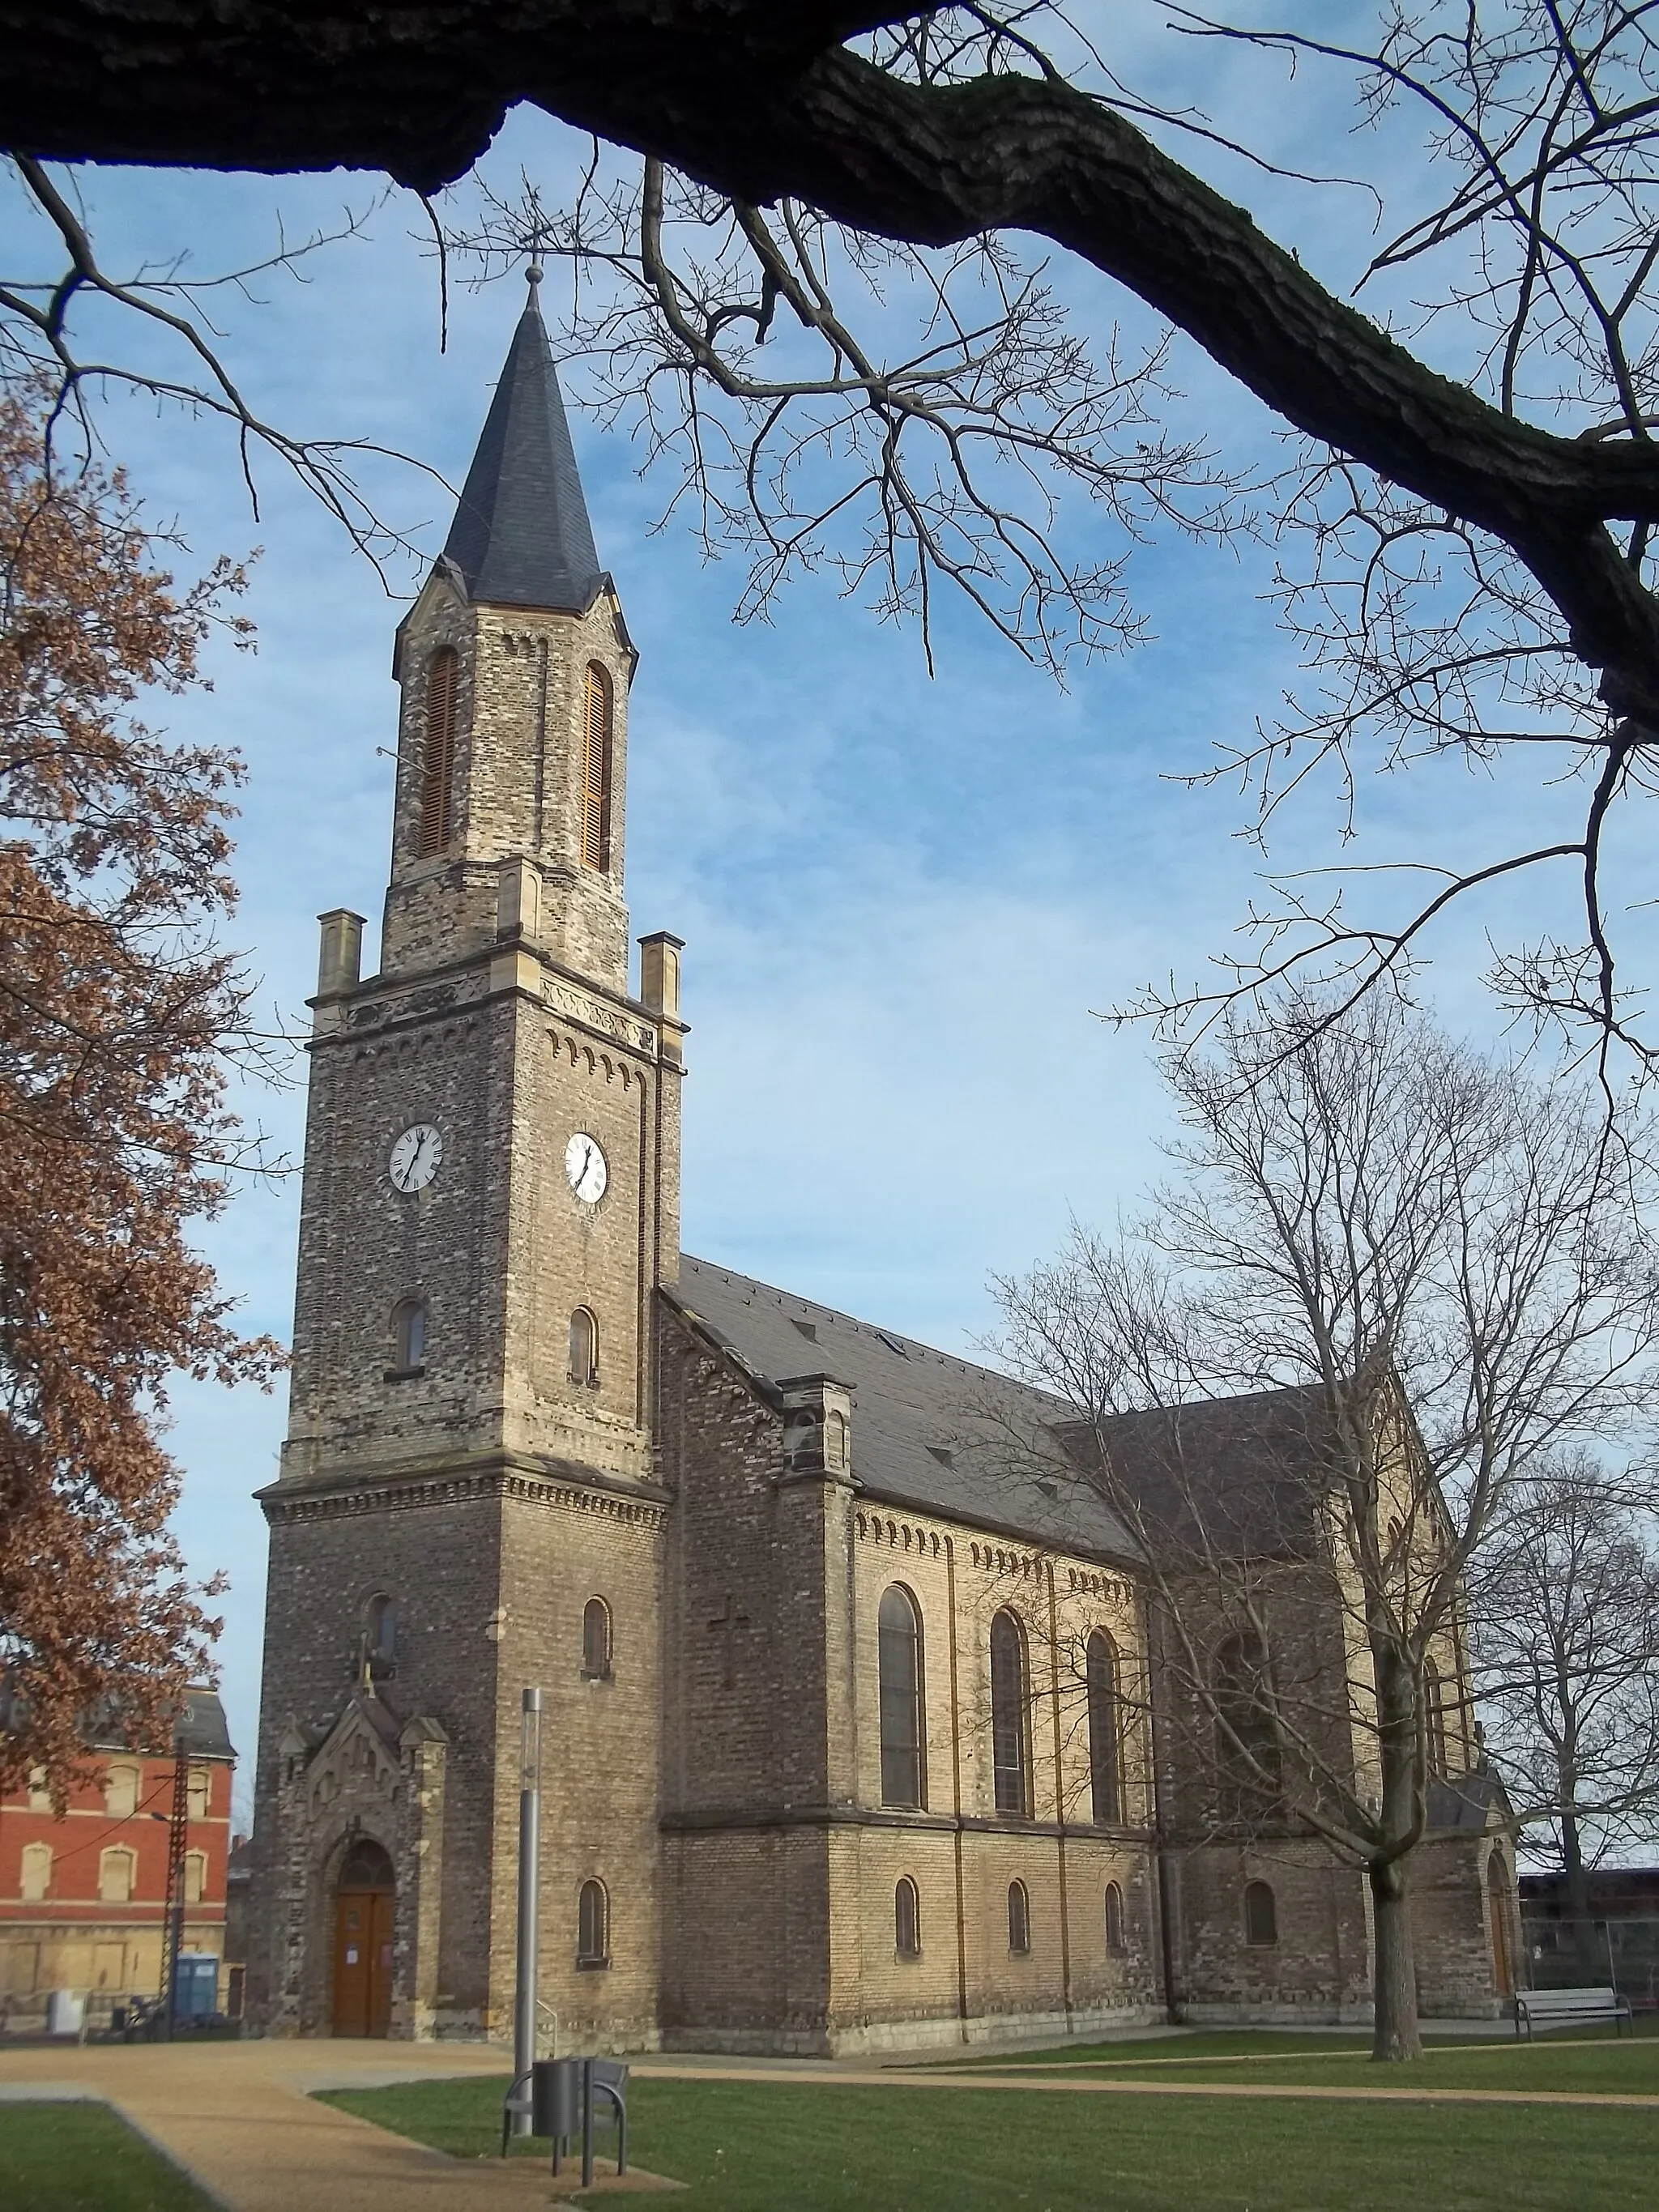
xmin=249 ymin=274 xmax=680 ymax=2043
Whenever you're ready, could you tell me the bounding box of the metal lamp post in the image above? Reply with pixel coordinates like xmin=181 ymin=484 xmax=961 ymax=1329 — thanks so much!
xmin=510 ymin=1687 xmax=543 ymax=2137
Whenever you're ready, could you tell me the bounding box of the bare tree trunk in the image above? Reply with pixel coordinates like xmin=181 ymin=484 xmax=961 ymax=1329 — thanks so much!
xmin=1559 ymin=1798 xmax=1600 ymax=1985
xmin=1369 ymin=1857 xmax=1422 ymax=2061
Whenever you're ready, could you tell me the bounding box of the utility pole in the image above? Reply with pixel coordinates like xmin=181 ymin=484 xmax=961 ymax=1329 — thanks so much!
xmin=158 ymin=1722 xmax=190 ymax=2038
xmin=510 ymin=1687 xmax=543 ymax=2137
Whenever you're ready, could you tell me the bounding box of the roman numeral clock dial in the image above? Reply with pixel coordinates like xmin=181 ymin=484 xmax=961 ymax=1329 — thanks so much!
xmin=389 ymin=1122 xmax=443 ymax=1193
xmin=565 ymin=1132 xmax=608 ymax=1205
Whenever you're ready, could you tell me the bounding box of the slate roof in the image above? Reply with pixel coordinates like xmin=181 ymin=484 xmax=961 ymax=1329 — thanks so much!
xmin=0 ymin=1681 xmax=235 ymax=1761
xmin=1427 ymin=1768 xmax=1512 ymax=1834
xmin=667 ymin=1255 xmax=1143 ymax=1564
xmin=1057 ymin=1386 xmax=1335 ymax=1562
xmin=441 ymin=273 xmax=605 ymax=612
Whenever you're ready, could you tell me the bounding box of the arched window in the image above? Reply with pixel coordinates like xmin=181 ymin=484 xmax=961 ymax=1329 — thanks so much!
xmin=365 ymin=1594 xmax=397 ymax=1671
xmin=1086 ymin=1629 xmax=1123 ymax=1826
xmin=186 ymin=1766 xmax=211 ymax=1821
xmin=1007 ymin=1878 xmax=1031 ymax=1954
xmin=184 ymin=1852 xmax=207 ymax=1906
xmin=582 ymin=1597 xmax=612 ymax=1680
xmin=1243 ymin=1880 xmax=1278 ymax=1946
xmin=1423 ymin=1657 xmax=1449 ymax=1777
xmin=420 ymin=647 xmax=458 ymax=856
xmin=99 ymin=1848 xmax=135 ymax=1904
xmin=1214 ymin=1632 xmax=1282 ymax=1813
xmin=569 ymin=1306 xmax=599 ymax=1387
xmin=579 ymin=664 xmax=613 ymax=872
xmin=878 ymin=1585 xmax=925 ymax=1809
xmin=990 ymin=1609 xmax=1030 ymax=1815
xmin=577 ymin=1878 xmax=610 ymax=1967
xmin=19 ymin=1843 xmax=51 ymax=1902
xmin=104 ymin=1762 xmax=141 ymax=1819
xmin=825 ymin=1409 xmax=848 ymax=1470
xmin=1105 ymin=1881 xmax=1128 ymax=1954
xmin=391 ymin=1298 xmax=427 ymax=1371
xmin=895 ymin=1876 xmax=921 ymax=1958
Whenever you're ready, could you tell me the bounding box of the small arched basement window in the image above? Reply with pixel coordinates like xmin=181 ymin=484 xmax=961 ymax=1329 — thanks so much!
xmin=878 ymin=1585 xmax=925 ymax=1809
xmin=391 ymin=1298 xmax=427 ymax=1371
xmin=580 ymin=664 xmax=614 ymax=872
xmin=1007 ymin=1878 xmax=1031 ymax=1955
xmin=1243 ymin=1880 xmax=1278 ymax=1947
xmin=582 ymin=1597 xmax=612 ymax=1680
xmin=569 ymin=1306 xmax=599 ymax=1387
xmin=420 ymin=648 xmax=458 ymax=855
xmin=577 ymin=1878 xmax=610 ymax=1967
xmin=895 ymin=1876 xmax=921 ymax=1958
xmin=1086 ymin=1628 xmax=1124 ymax=1826
xmin=990 ymin=1609 xmax=1030 ymax=1816
xmin=1105 ymin=1881 xmax=1128 ymax=1955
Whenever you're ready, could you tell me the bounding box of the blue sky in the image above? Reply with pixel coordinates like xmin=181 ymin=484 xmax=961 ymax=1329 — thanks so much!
xmin=6 ymin=12 xmax=1636 ymax=1818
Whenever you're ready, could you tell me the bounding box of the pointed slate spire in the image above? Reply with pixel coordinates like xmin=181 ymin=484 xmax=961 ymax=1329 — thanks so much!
xmin=441 ymin=267 xmax=604 ymax=612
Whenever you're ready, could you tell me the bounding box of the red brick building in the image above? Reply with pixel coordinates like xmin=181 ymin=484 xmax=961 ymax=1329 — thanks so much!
xmin=1 ymin=1687 xmax=236 ymax=2025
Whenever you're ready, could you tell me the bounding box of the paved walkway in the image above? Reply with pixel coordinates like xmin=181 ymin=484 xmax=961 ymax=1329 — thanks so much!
xmin=3 ymin=2032 xmax=1657 ymax=2210
xmin=0 ymin=2038 xmax=676 ymax=2207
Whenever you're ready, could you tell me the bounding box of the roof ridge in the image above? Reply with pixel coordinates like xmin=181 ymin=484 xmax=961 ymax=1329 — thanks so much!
xmin=677 ymin=1251 xmax=1020 ymax=1392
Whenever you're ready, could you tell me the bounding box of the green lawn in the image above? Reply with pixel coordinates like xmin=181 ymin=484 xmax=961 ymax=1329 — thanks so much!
xmin=945 ymin=2020 xmax=1659 ymax=2097
xmin=0 ymin=2103 xmax=212 ymax=2212
xmin=950 ymin=2018 xmax=1659 ymax=2069
xmin=321 ymin=2072 xmax=1659 ymax=2211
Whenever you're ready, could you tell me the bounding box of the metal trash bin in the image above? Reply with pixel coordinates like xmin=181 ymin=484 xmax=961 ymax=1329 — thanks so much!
xmin=529 ymin=2057 xmax=580 ymax=2139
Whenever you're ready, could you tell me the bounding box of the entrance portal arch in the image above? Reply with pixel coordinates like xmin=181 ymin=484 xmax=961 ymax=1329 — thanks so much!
xmin=331 ymin=1836 xmax=394 ymax=2037
xmin=1487 ymin=1853 xmax=1514 ymax=2000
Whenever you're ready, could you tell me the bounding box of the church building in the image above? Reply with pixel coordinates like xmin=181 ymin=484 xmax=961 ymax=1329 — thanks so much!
xmin=246 ymin=279 xmax=1518 ymax=2051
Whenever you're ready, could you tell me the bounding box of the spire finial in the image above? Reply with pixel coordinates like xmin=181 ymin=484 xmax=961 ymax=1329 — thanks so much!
xmin=526 ymin=260 xmax=543 ymax=292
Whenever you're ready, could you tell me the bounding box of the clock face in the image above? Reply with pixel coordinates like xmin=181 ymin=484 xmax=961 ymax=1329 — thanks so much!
xmin=565 ymin=1132 xmax=608 ymax=1204
xmin=389 ymin=1123 xmax=443 ymax=1193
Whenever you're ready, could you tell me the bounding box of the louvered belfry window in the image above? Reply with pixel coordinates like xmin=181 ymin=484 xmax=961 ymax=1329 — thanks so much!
xmin=580 ymin=663 xmax=613 ymax=872
xmin=420 ymin=648 xmax=458 ymax=855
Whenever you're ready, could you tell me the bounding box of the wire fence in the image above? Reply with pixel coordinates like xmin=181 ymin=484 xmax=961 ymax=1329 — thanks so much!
xmin=1520 ymin=1912 xmax=1659 ymax=2010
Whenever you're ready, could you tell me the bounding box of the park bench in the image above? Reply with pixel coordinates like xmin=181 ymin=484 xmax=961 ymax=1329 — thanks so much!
xmin=1512 ymin=1986 xmax=1632 ymax=2039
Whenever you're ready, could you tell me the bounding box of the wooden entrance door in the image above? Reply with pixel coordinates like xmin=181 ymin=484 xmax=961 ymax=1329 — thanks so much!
xmin=332 ymin=1886 xmax=393 ymax=2036
xmin=331 ymin=1838 xmax=394 ymax=2038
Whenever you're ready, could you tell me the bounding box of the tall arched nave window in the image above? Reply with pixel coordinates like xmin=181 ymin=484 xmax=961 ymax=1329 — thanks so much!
xmin=990 ymin=1609 xmax=1030 ymax=1816
xmin=878 ymin=1585 xmax=924 ymax=1809
xmin=1085 ymin=1627 xmax=1123 ymax=1826
xmin=1214 ymin=1630 xmax=1283 ymax=1814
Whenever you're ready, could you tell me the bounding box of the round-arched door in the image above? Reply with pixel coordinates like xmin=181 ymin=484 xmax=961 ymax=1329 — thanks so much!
xmin=332 ymin=1837 xmax=394 ymax=2037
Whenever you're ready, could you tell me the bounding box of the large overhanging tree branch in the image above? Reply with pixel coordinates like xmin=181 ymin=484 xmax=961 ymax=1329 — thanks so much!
xmin=11 ymin=6 xmax=1659 ymax=1059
